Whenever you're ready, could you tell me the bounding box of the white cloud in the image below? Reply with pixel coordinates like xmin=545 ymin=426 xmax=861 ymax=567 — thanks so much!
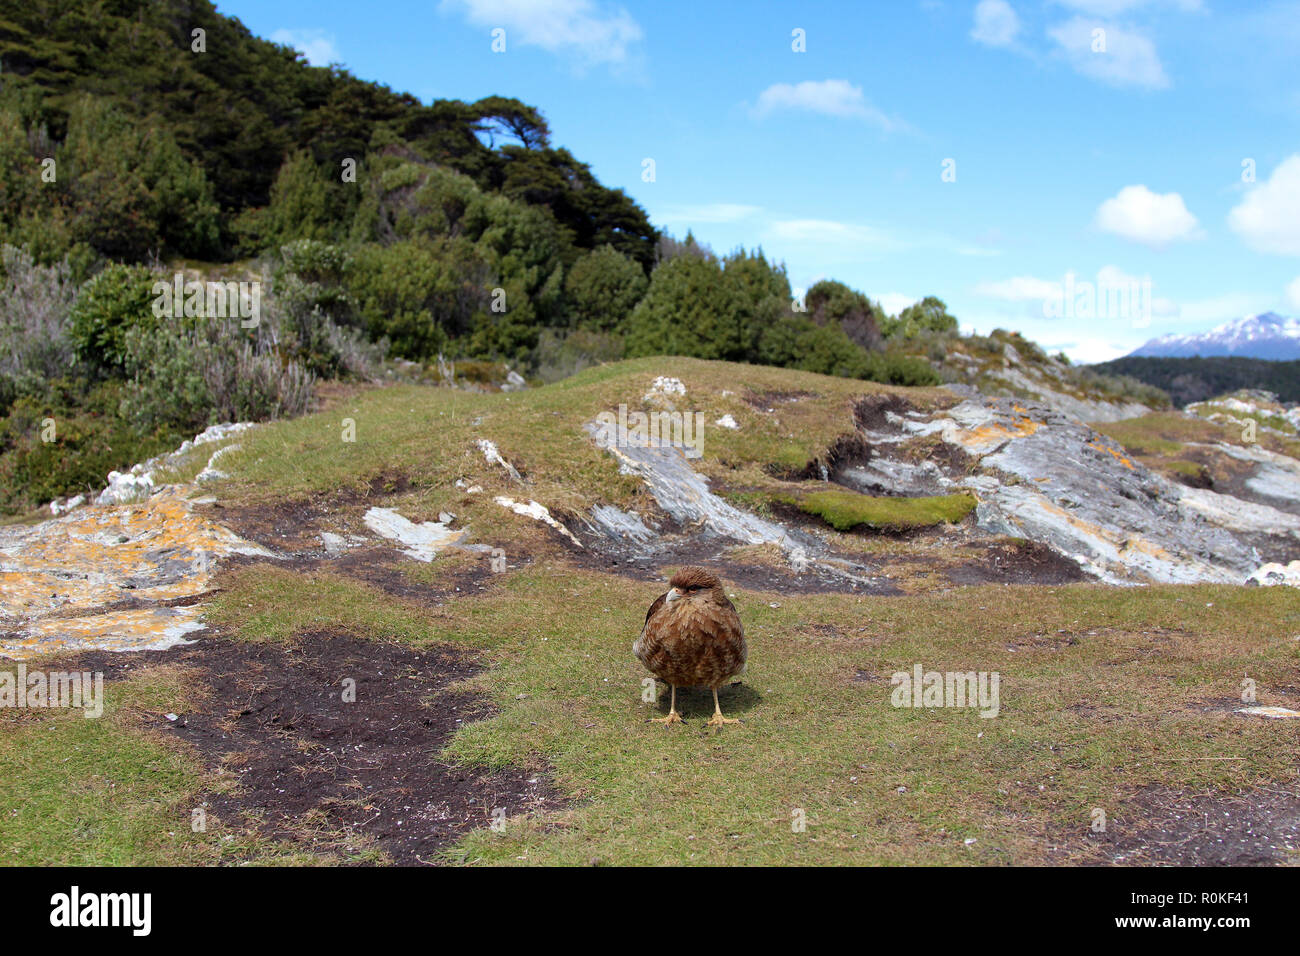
xmin=975 ymin=266 xmax=1176 ymax=318
xmin=971 ymin=0 xmax=1021 ymax=48
xmin=878 ymin=293 xmax=918 ymax=317
xmin=752 ymin=80 xmax=902 ymax=130
xmin=1047 ymin=17 xmax=1169 ymax=89
xmin=440 ymin=0 xmax=642 ymax=67
xmin=974 ymin=275 xmax=1064 ymax=302
xmin=764 ymin=218 xmax=897 ymax=247
xmin=1054 ymin=336 xmax=1134 ymax=363
xmin=652 ymin=203 xmax=759 ymax=225
xmin=1228 ymin=154 xmax=1300 ymax=256
xmin=1095 ymin=185 xmax=1202 ymax=245
xmin=1289 ymin=278 xmax=1300 ymax=311
xmin=270 ymin=29 xmax=340 ymax=67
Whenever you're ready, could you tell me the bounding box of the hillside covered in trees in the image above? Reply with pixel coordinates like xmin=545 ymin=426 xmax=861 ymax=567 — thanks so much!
xmin=1092 ymin=356 xmax=1300 ymax=407
xmin=0 ymin=0 xmax=954 ymax=372
xmin=0 ymin=0 xmax=1126 ymax=514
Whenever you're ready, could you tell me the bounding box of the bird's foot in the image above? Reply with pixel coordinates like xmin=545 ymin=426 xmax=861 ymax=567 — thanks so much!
xmin=648 ymin=711 xmax=684 ymax=726
xmin=705 ymin=712 xmax=740 ymax=730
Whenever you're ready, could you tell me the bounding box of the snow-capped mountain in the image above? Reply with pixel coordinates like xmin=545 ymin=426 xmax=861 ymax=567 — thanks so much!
xmin=1129 ymin=312 xmax=1300 ymax=360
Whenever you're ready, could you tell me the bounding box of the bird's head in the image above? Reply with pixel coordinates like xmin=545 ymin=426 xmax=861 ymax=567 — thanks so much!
xmin=664 ymin=566 xmax=725 ymax=604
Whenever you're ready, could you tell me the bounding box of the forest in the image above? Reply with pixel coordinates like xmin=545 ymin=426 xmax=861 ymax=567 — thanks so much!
xmin=0 ymin=0 xmax=1019 ymax=513
xmin=1093 ymin=355 xmax=1300 ymax=406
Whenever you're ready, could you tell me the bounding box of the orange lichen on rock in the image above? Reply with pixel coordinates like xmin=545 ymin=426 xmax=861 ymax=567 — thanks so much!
xmin=948 ymin=415 xmax=1040 ymax=455
xmin=1089 ymin=441 xmax=1135 ymax=470
xmin=0 ymin=487 xmax=272 ymax=660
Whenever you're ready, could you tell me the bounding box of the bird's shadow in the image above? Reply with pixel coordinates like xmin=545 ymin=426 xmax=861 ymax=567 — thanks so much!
xmin=650 ymin=682 xmax=763 ymax=723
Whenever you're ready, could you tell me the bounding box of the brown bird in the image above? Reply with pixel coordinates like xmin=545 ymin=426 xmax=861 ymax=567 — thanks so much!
xmin=634 ymin=566 xmax=747 ymax=729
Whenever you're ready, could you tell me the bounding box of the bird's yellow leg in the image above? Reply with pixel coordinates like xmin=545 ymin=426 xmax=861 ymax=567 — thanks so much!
xmin=648 ymin=684 xmax=684 ymax=725
xmin=706 ymin=687 xmax=740 ymax=729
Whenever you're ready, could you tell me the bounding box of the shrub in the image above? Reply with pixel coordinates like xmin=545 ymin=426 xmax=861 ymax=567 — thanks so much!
xmin=67 ymin=262 xmax=159 ymax=375
xmin=121 ymin=321 xmax=315 ymax=433
xmin=254 ymin=150 xmax=352 ymax=249
xmin=266 ymin=240 xmax=385 ymax=377
xmin=564 ymin=244 xmax=647 ymax=331
xmin=347 ymin=238 xmax=490 ymax=359
xmin=0 ymin=246 xmax=78 ymax=406
xmin=623 ymin=255 xmax=749 ymax=360
xmin=532 ymin=327 xmax=625 ymax=383
xmin=806 ymin=279 xmax=884 ymax=350
xmin=0 ymin=384 xmax=175 ymax=515
xmin=889 ymin=296 xmax=958 ymax=340
xmin=863 ymin=351 xmax=942 ymax=387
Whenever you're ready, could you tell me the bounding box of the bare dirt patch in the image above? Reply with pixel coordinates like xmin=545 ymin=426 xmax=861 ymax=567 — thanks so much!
xmin=215 ymin=495 xmax=357 ymax=553
xmin=222 ymin=546 xmax=503 ymax=609
xmin=772 ymin=432 xmax=874 ymax=482
xmin=63 ymin=631 xmax=566 ymax=865
xmin=1074 ymin=782 xmax=1300 ymax=865
xmin=215 ymin=470 xmax=420 ymax=552
xmin=945 ymin=539 xmax=1087 ymax=586
xmin=852 ymin=393 xmax=916 ymax=432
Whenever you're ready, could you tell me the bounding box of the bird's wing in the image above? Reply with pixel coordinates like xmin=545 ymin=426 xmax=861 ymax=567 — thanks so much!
xmin=642 ymin=592 xmax=666 ymax=631
xmin=634 ymin=592 xmax=670 ymax=669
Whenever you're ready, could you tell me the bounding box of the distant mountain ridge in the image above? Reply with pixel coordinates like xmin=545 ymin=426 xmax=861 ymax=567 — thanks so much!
xmin=1130 ymin=312 xmax=1300 ymax=360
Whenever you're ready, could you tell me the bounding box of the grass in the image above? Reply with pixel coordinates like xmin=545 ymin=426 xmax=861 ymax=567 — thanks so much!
xmin=1096 ymin=410 xmax=1300 ymax=461
xmin=15 ymin=560 xmax=1298 ymax=866
xmin=437 ymin=574 xmax=1300 ymax=866
xmin=215 ymin=355 xmax=954 ymax=532
xmin=1162 ymin=460 xmax=1210 ymax=482
xmin=781 ymin=488 xmax=976 ymax=533
xmin=1186 ymin=395 xmax=1297 ymax=438
xmin=5 ymin=357 xmax=1299 ymax=866
xmin=0 ymin=659 xmax=313 ymax=864
xmin=189 ymin=554 xmax=1300 ymax=866
xmin=1094 ymin=408 xmax=1300 ymax=491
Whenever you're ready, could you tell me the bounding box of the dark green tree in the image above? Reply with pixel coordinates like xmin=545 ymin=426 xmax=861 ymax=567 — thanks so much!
xmin=623 ymin=255 xmax=748 ymax=360
xmin=805 ymin=279 xmax=884 ymax=351
xmin=891 ymin=295 xmax=958 ymax=339
xmin=565 ymin=244 xmax=647 ymax=331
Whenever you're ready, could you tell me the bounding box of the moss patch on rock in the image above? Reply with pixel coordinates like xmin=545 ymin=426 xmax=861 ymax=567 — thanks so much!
xmin=781 ymin=488 xmax=977 ymax=532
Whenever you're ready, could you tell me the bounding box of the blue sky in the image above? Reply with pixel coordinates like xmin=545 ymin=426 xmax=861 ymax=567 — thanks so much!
xmin=217 ymin=0 xmax=1300 ymax=362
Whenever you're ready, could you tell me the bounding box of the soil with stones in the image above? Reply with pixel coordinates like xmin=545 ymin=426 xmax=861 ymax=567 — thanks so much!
xmin=1073 ymin=782 xmax=1300 ymax=865
xmin=944 ymin=539 xmax=1089 ymax=586
xmin=64 ymin=631 xmax=566 ymax=865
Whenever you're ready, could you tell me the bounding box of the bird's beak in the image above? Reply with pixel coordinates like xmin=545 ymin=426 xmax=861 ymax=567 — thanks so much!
xmin=665 ymin=587 xmax=682 ymax=603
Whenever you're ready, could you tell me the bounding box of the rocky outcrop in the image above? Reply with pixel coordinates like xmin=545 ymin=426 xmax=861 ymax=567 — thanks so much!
xmin=584 ymin=417 xmax=879 ymax=587
xmin=0 ymin=487 xmax=273 ymax=659
xmin=845 ymin=393 xmax=1299 ymax=585
xmin=947 ymin=341 xmax=1151 ymax=423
